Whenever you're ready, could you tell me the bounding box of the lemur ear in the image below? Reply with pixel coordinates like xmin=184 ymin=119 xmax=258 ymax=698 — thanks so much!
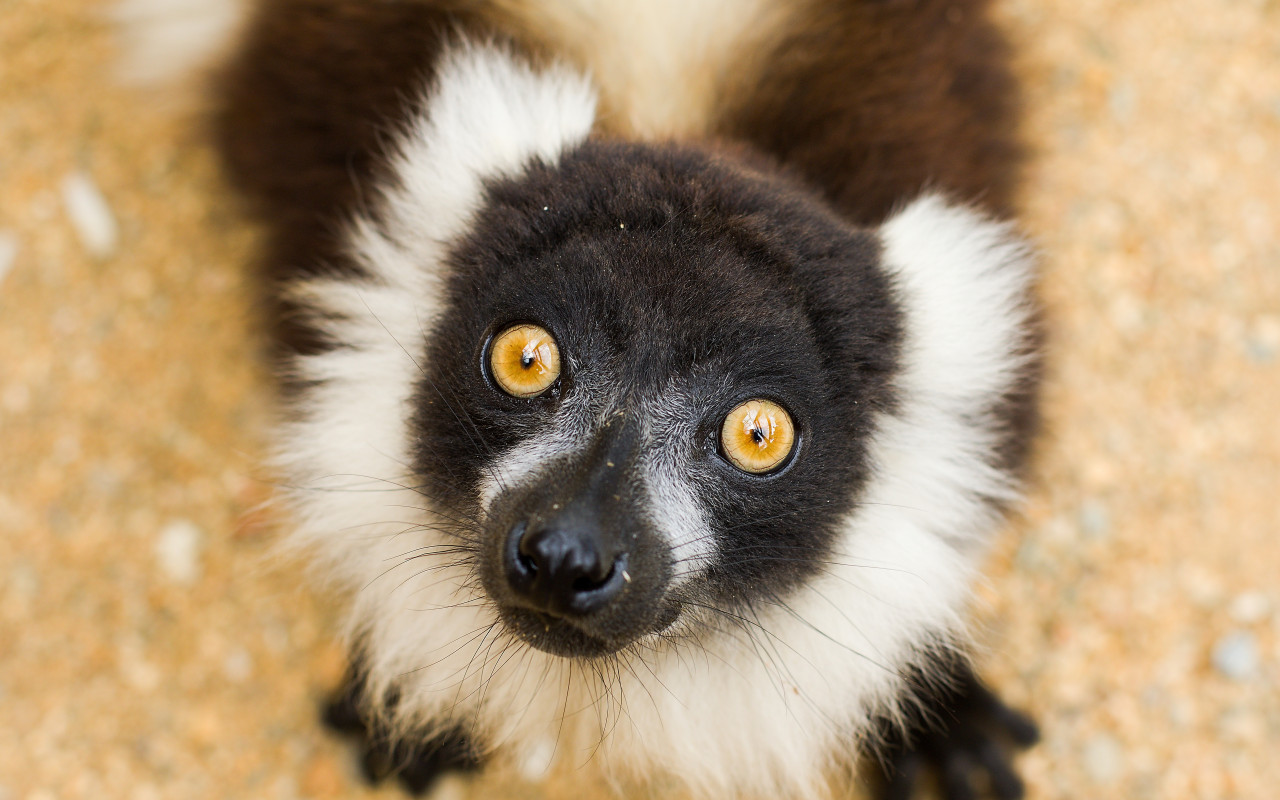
xmin=840 ymin=194 xmax=1038 ymax=564
xmin=878 ymin=194 xmax=1036 ymax=418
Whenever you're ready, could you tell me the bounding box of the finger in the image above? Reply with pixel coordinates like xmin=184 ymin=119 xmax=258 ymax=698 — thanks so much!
xmin=992 ymin=704 xmax=1040 ymax=747
xmin=940 ymin=750 xmax=977 ymax=800
xmin=879 ymin=751 xmax=925 ymax=800
xmin=977 ymin=738 xmax=1026 ymax=800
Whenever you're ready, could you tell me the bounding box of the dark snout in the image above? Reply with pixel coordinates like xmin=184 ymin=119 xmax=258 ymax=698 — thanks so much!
xmin=505 ymin=519 xmax=628 ymax=618
xmin=482 ymin=418 xmax=674 ymax=657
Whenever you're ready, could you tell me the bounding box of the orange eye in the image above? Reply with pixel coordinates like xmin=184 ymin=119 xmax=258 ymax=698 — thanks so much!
xmin=720 ymin=399 xmax=796 ymax=474
xmin=489 ymin=324 xmax=562 ymax=398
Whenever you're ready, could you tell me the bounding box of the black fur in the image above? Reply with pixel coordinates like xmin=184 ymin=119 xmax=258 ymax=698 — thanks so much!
xmin=411 ymin=141 xmax=903 ymax=657
xmin=876 ymin=661 xmax=1040 ymax=800
xmin=323 ymin=671 xmax=480 ymax=794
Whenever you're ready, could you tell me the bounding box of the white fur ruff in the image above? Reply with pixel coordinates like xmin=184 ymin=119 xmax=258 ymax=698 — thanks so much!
xmin=266 ymin=44 xmax=1034 ymax=799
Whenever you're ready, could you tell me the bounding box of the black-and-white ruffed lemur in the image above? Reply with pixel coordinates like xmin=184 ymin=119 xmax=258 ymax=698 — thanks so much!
xmin=122 ymin=0 xmax=1043 ymax=796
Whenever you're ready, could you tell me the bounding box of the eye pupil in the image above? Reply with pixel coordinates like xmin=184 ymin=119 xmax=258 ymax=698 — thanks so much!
xmin=721 ymin=399 xmax=795 ymax=474
xmin=489 ymin=324 xmax=561 ymax=398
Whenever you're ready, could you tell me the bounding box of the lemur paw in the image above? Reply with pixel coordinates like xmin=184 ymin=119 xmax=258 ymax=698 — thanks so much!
xmin=322 ymin=674 xmax=480 ymax=795
xmin=877 ymin=670 xmax=1039 ymax=800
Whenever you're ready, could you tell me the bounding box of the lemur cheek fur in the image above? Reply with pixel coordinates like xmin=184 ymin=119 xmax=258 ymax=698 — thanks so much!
xmin=125 ymin=0 xmax=1048 ymax=795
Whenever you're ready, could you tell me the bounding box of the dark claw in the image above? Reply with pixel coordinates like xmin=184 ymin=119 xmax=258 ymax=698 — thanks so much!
xmin=321 ymin=671 xmax=481 ymax=796
xmin=881 ymin=751 xmax=925 ymax=800
xmin=875 ymin=664 xmax=1038 ymax=800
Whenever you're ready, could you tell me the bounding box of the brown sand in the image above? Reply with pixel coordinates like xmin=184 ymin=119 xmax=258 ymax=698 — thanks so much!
xmin=1 ymin=1 xmax=1277 ymax=798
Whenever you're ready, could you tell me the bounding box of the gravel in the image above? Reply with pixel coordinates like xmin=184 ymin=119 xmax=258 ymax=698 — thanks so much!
xmin=1246 ymin=315 xmax=1280 ymax=364
xmin=61 ymin=171 xmax=118 ymax=260
xmin=1212 ymin=631 xmax=1260 ymax=681
xmin=1229 ymin=592 xmax=1272 ymax=624
xmin=0 ymin=231 xmax=16 ymax=287
xmin=1082 ymin=734 xmax=1125 ymax=784
xmin=1078 ymin=499 xmax=1112 ymax=539
xmin=222 ymin=648 xmax=252 ymax=683
xmin=154 ymin=519 xmax=205 ymax=584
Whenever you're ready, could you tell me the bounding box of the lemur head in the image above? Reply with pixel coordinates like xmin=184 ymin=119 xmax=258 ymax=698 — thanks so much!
xmin=412 ymin=142 xmax=902 ymax=658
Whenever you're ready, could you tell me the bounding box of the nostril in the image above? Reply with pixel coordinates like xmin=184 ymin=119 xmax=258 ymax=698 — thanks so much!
xmin=570 ymin=559 xmax=616 ymax=594
xmin=505 ymin=522 xmax=536 ymax=588
xmin=517 ymin=550 xmax=538 ymax=575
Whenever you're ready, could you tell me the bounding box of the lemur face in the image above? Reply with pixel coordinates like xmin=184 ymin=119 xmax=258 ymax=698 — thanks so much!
xmin=411 ymin=142 xmax=902 ymax=657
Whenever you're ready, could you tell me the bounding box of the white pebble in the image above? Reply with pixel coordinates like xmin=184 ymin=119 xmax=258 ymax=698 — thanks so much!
xmin=1212 ymin=631 xmax=1259 ymax=680
xmin=1218 ymin=707 xmax=1265 ymax=742
xmin=61 ymin=171 xmax=119 ymax=259
xmin=1077 ymin=499 xmax=1111 ymax=539
xmin=155 ymin=519 xmax=204 ymax=584
xmin=1082 ymin=734 xmax=1124 ymax=784
xmin=222 ymin=647 xmax=252 ymax=682
xmin=1229 ymin=591 xmax=1271 ymax=624
xmin=117 ymin=639 xmax=161 ymax=692
xmin=4 ymin=562 xmax=40 ymax=618
xmin=0 ymin=231 xmax=16 ymax=287
xmin=270 ymin=775 xmax=298 ymax=800
xmin=130 ymin=784 xmax=161 ymax=800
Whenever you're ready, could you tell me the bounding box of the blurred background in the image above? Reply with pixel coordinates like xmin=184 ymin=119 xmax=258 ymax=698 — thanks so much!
xmin=1 ymin=1 xmax=1277 ymax=798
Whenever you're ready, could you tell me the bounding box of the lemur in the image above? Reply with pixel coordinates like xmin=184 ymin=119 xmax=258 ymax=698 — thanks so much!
xmin=123 ymin=0 xmax=1043 ymax=796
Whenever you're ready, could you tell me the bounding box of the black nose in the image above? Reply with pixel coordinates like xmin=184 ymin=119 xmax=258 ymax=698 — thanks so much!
xmin=506 ymin=522 xmax=626 ymax=618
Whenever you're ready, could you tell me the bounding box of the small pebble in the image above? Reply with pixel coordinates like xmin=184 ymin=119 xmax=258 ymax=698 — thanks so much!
xmin=1166 ymin=693 xmax=1196 ymax=729
xmin=1108 ymin=79 xmax=1136 ymax=122
xmin=117 ymin=641 xmax=161 ymax=692
xmin=155 ymin=519 xmax=204 ymax=584
xmin=61 ymin=171 xmax=119 ymax=259
xmin=222 ymin=647 xmax=253 ymax=682
xmin=1082 ymin=734 xmax=1125 ymax=784
xmin=1212 ymin=631 xmax=1259 ymax=681
xmin=1140 ymin=685 xmax=1164 ymax=707
xmin=1218 ymin=707 xmax=1266 ymax=742
xmin=300 ymin=754 xmax=343 ymax=799
xmin=1183 ymin=566 xmax=1224 ymax=608
xmin=1246 ymin=337 xmax=1276 ymax=364
xmin=1077 ymin=499 xmax=1111 ymax=539
xmin=1229 ymin=592 xmax=1271 ymax=624
xmin=1 ymin=383 xmax=30 ymax=413
xmin=1014 ymin=538 xmax=1050 ymax=572
xmin=1245 ymin=315 xmax=1280 ymax=364
xmin=270 ymin=775 xmax=299 ymax=800
xmin=0 ymin=231 xmax=16 ymax=286
xmin=4 ymin=562 xmax=40 ymax=617
xmin=131 ymin=784 xmax=161 ymax=800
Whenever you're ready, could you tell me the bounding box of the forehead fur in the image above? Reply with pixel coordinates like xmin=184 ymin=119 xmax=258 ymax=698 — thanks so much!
xmin=450 ymin=140 xmax=901 ymax=395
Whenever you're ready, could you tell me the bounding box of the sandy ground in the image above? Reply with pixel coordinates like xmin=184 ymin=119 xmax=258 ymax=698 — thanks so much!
xmin=1 ymin=1 xmax=1278 ymax=798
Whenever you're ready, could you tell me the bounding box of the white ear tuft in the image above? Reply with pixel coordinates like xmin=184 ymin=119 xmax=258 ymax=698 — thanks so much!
xmin=880 ymin=193 xmax=1037 ymax=413
xmin=865 ymin=192 xmax=1037 ymax=557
